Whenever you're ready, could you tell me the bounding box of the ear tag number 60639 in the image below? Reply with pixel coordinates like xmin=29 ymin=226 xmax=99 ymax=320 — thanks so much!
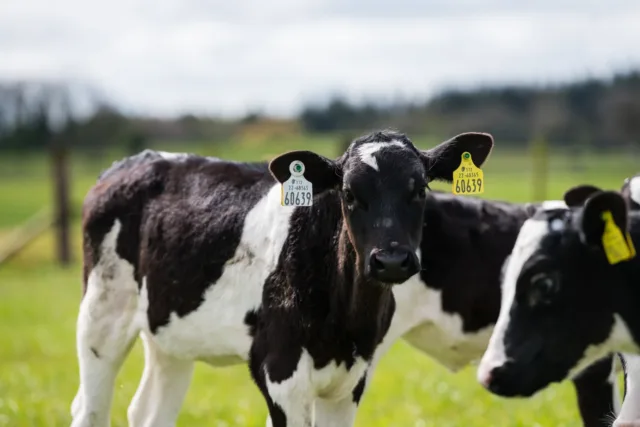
xmin=452 ymin=152 xmax=484 ymax=195
xmin=280 ymin=161 xmax=313 ymax=207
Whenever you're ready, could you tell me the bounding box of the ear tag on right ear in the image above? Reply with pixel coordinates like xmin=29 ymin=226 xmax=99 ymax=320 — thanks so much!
xmin=601 ymin=210 xmax=635 ymax=264
xmin=452 ymin=152 xmax=484 ymax=195
xmin=280 ymin=160 xmax=313 ymax=207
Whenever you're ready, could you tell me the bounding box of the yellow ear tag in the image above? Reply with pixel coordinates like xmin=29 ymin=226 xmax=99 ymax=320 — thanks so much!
xmin=601 ymin=210 xmax=635 ymax=265
xmin=452 ymin=152 xmax=484 ymax=195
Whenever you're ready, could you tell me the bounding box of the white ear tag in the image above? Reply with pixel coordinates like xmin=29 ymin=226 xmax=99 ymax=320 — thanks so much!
xmin=280 ymin=161 xmax=313 ymax=207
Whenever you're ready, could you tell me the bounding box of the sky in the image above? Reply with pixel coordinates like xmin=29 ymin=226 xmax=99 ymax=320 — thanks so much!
xmin=2 ymin=0 xmax=640 ymax=118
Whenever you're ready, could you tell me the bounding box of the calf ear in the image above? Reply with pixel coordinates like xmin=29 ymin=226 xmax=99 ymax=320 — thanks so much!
xmin=580 ymin=191 xmax=629 ymax=247
xmin=269 ymin=150 xmax=342 ymax=194
xmin=563 ymin=185 xmax=602 ymax=208
xmin=421 ymin=132 xmax=494 ymax=182
xmin=524 ymin=203 xmax=539 ymax=217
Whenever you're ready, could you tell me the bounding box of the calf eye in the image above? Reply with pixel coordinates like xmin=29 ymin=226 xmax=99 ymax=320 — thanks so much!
xmin=527 ymin=273 xmax=557 ymax=307
xmin=411 ymin=186 xmax=426 ymax=202
xmin=343 ymin=189 xmax=355 ymax=204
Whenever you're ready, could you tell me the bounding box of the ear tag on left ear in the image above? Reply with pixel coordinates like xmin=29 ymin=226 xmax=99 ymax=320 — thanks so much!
xmin=452 ymin=152 xmax=484 ymax=195
xmin=601 ymin=210 xmax=635 ymax=264
xmin=280 ymin=160 xmax=313 ymax=207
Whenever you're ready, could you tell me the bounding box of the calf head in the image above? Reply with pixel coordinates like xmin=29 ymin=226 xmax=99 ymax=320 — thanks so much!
xmin=269 ymin=130 xmax=493 ymax=284
xmin=477 ymin=185 xmax=636 ymax=398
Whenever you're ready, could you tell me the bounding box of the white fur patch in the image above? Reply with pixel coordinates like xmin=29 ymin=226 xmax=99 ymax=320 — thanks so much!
xmin=315 ymin=397 xmax=358 ymax=427
xmin=477 ymin=218 xmax=549 ymax=384
xmin=549 ymin=218 xmax=565 ymax=231
xmin=630 ymin=176 xmax=640 ymax=206
xmin=72 ymin=220 xmax=143 ymax=427
xmin=615 ymin=353 xmax=640 ymax=425
xmin=541 ymin=200 xmax=568 ymax=211
xmin=265 ymin=349 xmax=367 ymax=426
xmin=357 ymin=141 xmax=406 ymax=171
xmin=610 ymin=354 xmax=623 ymax=416
xmin=149 ymin=184 xmax=294 ymax=363
xmin=157 ymin=151 xmax=190 ymax=160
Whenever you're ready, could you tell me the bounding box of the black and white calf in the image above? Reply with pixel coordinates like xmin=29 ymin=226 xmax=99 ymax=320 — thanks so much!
xmin=476 ymin=184 xmax=640 ymax=402
xmin=594 ymin=176 xmax=640 ymax=427
xmin=70 ymin=130 xmax=494 ymax=427
xmin=372 ymin=192 xmax=620 ymax=427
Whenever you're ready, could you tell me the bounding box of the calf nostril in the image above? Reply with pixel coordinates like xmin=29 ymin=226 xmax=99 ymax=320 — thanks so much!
xmin=400 ymin=254 xmax=410 ymax=269
xmin=372 ymin=255 xmax=385 ymax=271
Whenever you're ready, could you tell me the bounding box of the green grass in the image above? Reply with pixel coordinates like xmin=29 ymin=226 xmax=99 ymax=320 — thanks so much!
xmin=0 ymin=136 xmax=636 ymax=426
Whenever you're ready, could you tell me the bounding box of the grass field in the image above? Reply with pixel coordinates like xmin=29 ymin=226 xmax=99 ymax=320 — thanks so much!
xmin=1 ymin=135 xmax=638 ymax=427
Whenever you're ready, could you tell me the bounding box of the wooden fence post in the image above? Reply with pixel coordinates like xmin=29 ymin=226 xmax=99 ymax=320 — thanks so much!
xmin=51 ymin=143 xmax=71 ymax=266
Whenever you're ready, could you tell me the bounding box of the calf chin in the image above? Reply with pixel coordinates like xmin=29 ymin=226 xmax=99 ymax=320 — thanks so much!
xmin=483 ymin=361 xmax=567 ymax=399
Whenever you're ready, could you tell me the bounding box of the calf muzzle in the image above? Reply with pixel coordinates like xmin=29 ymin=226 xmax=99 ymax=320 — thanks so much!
xmin=368 ymin=247 xmax=420 ymax=284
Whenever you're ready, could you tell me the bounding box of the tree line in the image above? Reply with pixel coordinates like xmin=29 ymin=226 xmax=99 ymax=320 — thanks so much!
xmin=2 ymin=71 xmax=639 ymax=153
xmin=301 ymin=71 xmax=640 ymax=148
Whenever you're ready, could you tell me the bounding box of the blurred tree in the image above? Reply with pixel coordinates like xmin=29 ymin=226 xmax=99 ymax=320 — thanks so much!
xmin=127 ymin=132 xmax=148 ymax=155
xmin=241 ymin=111 xmax=262 ymax=125
xmin=298 ymin=70 xmax=640 ymax=150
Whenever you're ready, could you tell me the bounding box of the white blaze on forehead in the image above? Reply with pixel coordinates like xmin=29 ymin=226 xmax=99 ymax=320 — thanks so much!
xmin=477 ymin=218 xmax=550 ymax=384
xmin=357 ymin=140 xmax=406 ymax=171
xmin=157 ymin=151 xmax=189 ymax=160
xmin=541 ymin=200 xmax=568 ymax=211
xmin=629 ymin=176 xmax=640 ymax=205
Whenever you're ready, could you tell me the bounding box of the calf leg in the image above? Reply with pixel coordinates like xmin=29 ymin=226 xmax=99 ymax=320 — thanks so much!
xmin=127 ymin=334 xmax=194 ymax=427
xmin=250 ymin=348 xmax=314 ymax=427
xmin=613 ymin=353 xmax=640 ymax=427
xmin=70 ymin=265 xmax=140 ymax=427
xmin=314 ymin=396 xmax=358 ymax=427
xmin=263 ymin=368 xmax=314 ymax=427
xmin=313 ymin=371 xmax=368 ymax=427
xmin=572 ymin=354 xmax=620 ymax=427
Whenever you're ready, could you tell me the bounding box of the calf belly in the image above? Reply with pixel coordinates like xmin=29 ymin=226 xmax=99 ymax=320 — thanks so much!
xmin=147 ymin=259 xmax=267 ymax=363
xmin=403 ymin=321 xmax=493 ymax=371
xmin=389 ymin=279 xmax=494 ymax=372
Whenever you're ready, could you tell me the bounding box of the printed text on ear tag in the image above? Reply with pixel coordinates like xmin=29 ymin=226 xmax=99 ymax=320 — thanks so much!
xmin=601 ymin=210 xmax=635 ymax=265
xmin=452 ymin=152 xmax=484 ymax=195
xmin=280 ymin=160 xmax=313 ymax=207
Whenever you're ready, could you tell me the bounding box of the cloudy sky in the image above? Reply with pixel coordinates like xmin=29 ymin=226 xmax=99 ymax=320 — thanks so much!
xmin=2 ymin=0 xmax=640 ymax=117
